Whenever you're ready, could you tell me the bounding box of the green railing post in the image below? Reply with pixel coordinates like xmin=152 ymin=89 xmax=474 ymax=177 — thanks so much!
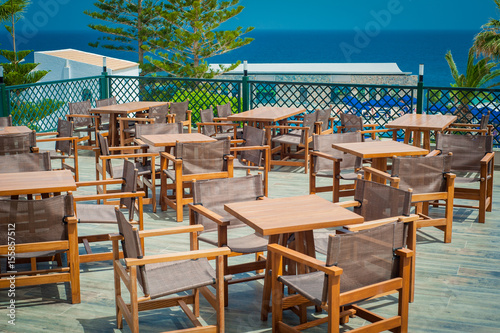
xmin=100 ymin=58 xmax=109 ymax=99
xmin=0 ymin=82 xmax=8 ymax=117
xmin=416 ymin=64 xmax=424 ymax=114
xmin=242 ymin=60 xmax=250 ymax=111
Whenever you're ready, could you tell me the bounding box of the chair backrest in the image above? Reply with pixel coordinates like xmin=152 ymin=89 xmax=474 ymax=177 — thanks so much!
xmin=312 ymin=132 xmax=362 ymax=173
xmin=0 ymin=115 xmax=12 ymax=127
xmin=115 ymin=209 xmax=149 ymax=294
xmin=323 ymin=221 xmax=407 ymax=297
xmin=55 ymin=118 xmax=74 ymax=155
xmin=354 ymin=179 xmax=412 ymax=222
xmin=315 ymin=108 xmax=331 ymax=132
xmin=0 ymin=194 xmax=74 ymax=245
xmin=170 ymin=100 xmax=189 ymax=122
xmin=239 ymin=125 xmax=266 ymax=166
xmin=436 ymin=133 xmax=493 ymax=172
xmin=121 ymin=160 xmax=139 ymax=218
xmin=175 ymin=139 xmax=230 ymax=174
xmin=95 ymin=97 xmax=116 ymax=123
xmin=149 ymin=104 xmax=169 ymax=123
xmin=299 ymin=112 xmax=317 ymax=142
xmin=192 ymin=175 xmax=264 ymax=232
xmin=0 ymin=152 xmax=51 ymax=173
xmin=68 ymin=100 xmax=92 ymax=127
xmin=391 ymin=154 xmax=452 ymax=194
xmin=0 ymin=131 xmax=37 ymax=155
xmin=200 ymin=108 xmax=216 ymax=136
xmin=216 ymin=102 xmax=232 ymax=124
xmin=480 ymin=112 xmax=490 ymax=131
xmin=340 ymin=112 xmax=363 ymax=133
xmin=97 ymin=133 xmax=115 ymax=178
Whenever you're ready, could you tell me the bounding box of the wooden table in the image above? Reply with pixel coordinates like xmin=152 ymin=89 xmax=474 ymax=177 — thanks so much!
xmin=0 ymin=170 xmax=76 ymax=197
xmin=0 ymin=125 xmax=32 ymax=135
xmin=386 ymin=114 xmax=457 ymax=150
xmin=332 ymin=140 xmax=429 ymax=182
xmin=91 ymin=101 xmax=170 ymax=147
xmin=138 ymin=133 xmax=216 ymax=151
xmin=227 ymin=106 xmax=305 ymax=128
xmin=224 ymin=194 xmax=364 ymax=320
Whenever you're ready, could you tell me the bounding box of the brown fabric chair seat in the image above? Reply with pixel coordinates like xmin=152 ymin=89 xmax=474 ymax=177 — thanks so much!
xmin=199 ymin=232 xmax=268 ymax=254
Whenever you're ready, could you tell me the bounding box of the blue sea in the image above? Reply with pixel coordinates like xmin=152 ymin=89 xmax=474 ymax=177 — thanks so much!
xmin=0 ymin=29 xmax=479 ymax=87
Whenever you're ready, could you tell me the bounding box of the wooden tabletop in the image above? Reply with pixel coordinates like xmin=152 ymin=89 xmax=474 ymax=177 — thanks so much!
xmin=91 ymin=101 xmax=169 ymax=114
xmin=0 ymin=170 xmax=77 ymax=196
xmin=332 ymin=140 xmax=429 ymax=159
xmin=386 ymin=114 xmax=457 ymax=131
xmin=224 ymin=194 xmax=364 ymax=236
xmin=0 ymin=126 xmax=32 ymax=135
xmin=139 ymin=133 xmax=217 ymax=147
xmin=227 ymin=106 xmax=306 ymax=122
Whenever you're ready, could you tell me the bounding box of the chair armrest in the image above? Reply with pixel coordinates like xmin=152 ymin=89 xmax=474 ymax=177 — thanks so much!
xmin=74 ymin=191 xmax=146 ymax=202
xmin=139 ymin=225 xmax=204 ymax=238
xmin=108 ymin=145 xmax=144 ymax=152
xmin=309 ymin=150 xmax=342 ymax=162
xmin=363 ymin=123 xmax=378 ymax=129
xmin=446 ymin=127 xmax=488 ymax=134
xmin=100 ymin=152 xmax=157 ymax=160
xmin=160 ymin=151 xmax=177 ymax=162
xmin=267 ymin=244 xmax=343 ymax=276
xmin=36 ymin=136 xmax=79 ymax=143
xmin=125 ymin=247 xmax=232 ymax=267
xmin=481 ymin=152 xmax=495 ymax=165
xmin=67 ymin=114 xmax=98 ymax=119
xmin=231 ymin=145 xmax=270 ymax=152
xmin=188 ymin=203 xmax=231 ymax=226
xmin=426 ymin=150 xmax=441 ymax=157
xmin=345 ymin=214 xmax=419 ymax=232
xmin=266 ymin=125 xmax=307 ymax=131
xmin=36 ymin=131 xmax=58 ymax=137
xmin=76 ymin=179 xmax=124 ymax=187
xmin=395 ymin=248 xmax=413 ymax=258
xmin=213 ymin=117 xmax=229 ymax=122
xmin=362 ymin=166 xmax=395 ymax=182
xmin=117 ymin=117 xmax=153 ymax=124
xmin=359 ymin=128 xmax=395 ymax=134
xmin=337 ymin=200 xmax=361 ymax=208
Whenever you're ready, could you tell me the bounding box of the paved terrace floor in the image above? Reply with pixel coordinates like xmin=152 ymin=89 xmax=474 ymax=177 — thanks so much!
xmin=1 ymin=145 xmax=500 ymax=333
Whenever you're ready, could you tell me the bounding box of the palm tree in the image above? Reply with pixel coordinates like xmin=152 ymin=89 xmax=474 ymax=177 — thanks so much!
xmin=474 ymin=0 xmax=500 ymax=59
xmin=445 ymin=47 xmax=500 ymax=121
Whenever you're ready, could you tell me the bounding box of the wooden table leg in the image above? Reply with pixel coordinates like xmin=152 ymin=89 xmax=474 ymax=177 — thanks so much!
xmin=413 ymin=130 xmax=422 ymax=148
xmin=423 ymin=131 xmax=431 ymax=151
xmin=370 ymin=157 xmax=388 ymax=183
xmin=109 ymin=114 xmax=118 ymax=148
xmin=261 ymin=234 xmax=280 ymax=321
xmin=404 ymin=130 xmax=411 ymax=144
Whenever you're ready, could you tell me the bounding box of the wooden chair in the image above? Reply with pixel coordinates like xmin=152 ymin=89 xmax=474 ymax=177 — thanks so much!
xmin=112 ymin=209 xmax=230 ymax=333
xmin=309 ymin=132 xmax=363 ymax=202
xmin=169 ymin=100 xmax=192 ymax=133
xmin=267 ymin=112 xmax=316 ymax=174
xmin=95 ymin=96 xmax=117 ymax=131
xmin=436 ymin=133 xmax=494 ymax=223
xmin=36 ymin=118 xmax=81 ymax=181
xmin=269 ymin=221 xmax=413 ymax=332
xmin=446 ymin=111 xmax=493 ymax=135
xmin=364 ymin=153 xmax=456 ymax=243
xmin=0 ymin=115 xmax=12 ymax=127
xmin=337 ymin=112 xmax=395 ymax=140
xmin=119 ymin=103 xmax=169 ymax=147
xmin=230 ymin=125 xmax=270 ymax=196
xmin=0 ymin=195 xmax=80 ymax=304
xmin=295 ymin=108 xmax=334 ymax=135
xmin=0 ymin=130 xmax=38 ymax=155
xmin=95 ymin=133 xmax=157 ymax=211
xmin=216 ymin=102 xmax=244 ymax=138
xmin=160 ymin=139 xmax=234 ymax=222
xmin=148 ymin=103 xmax=170 ymax=123
xmin=197 ymin=107 xmax=238 ymax=140
xmin=189 ymin=175 xmax=269 ymax=306
xmin=67 ymin=100 xmax=98 ymax=150
xmin=74 ymin=160 xmax=145 ymax=263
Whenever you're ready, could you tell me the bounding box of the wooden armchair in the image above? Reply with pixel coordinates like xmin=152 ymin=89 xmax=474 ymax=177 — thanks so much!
xmin=160 ymin=139 xmax=234 ymax=222
xmin=189 ymin=175 xmax=269 ymax=307
xmin=95 ymin=133 xmax=158 ymax=211
xmin=197 ymin=107 xmax=238 ymax=140
xmin=231 ymin=125 xmax=270 ymax=196
xmin=67 ymin=100 xmax=98 ymax=150
xmin=337 ymin=112 xmax=396 ymax=140
xmin=363 ymin=153 xmax=456 ymax=243
xmin=436 ymin=133 xmax=494 ymax=223
xmin=309 ymin=132 xmax=363 ymax=202
xmin=445 ymin=111 xmax=493 ymax=135
xmin=267 ymin=112 xmax=316 ymax=174
xmin=216 ymin=102 xmax=244 ymax=138
xmin=0 ymin=130 xmax=38 ymax=155
xmin=294 ymin=108 xmax=334 ymax=135
xmin=269 ymin=221 xmax=413 ymax=332
xmin=112 ymin=209 xmax=230 ymax=333
xmin=36 ymin=118 xmax=81 ymax=181
xmin=0 ymin=195 xmax=80 ymax=304
xmin=74 ymin=160 xmax=145 ymax=263
xmin=169 ymin=100 xmax=192 ymax=133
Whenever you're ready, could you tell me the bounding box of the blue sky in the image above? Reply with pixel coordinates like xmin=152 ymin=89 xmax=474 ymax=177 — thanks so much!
xmin=16 ymin=0 xmax=499 ymax=32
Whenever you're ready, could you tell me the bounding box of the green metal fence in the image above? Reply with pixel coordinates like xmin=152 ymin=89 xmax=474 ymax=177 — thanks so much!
xmin=1 ymin=73 xmax=499 ymax=146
